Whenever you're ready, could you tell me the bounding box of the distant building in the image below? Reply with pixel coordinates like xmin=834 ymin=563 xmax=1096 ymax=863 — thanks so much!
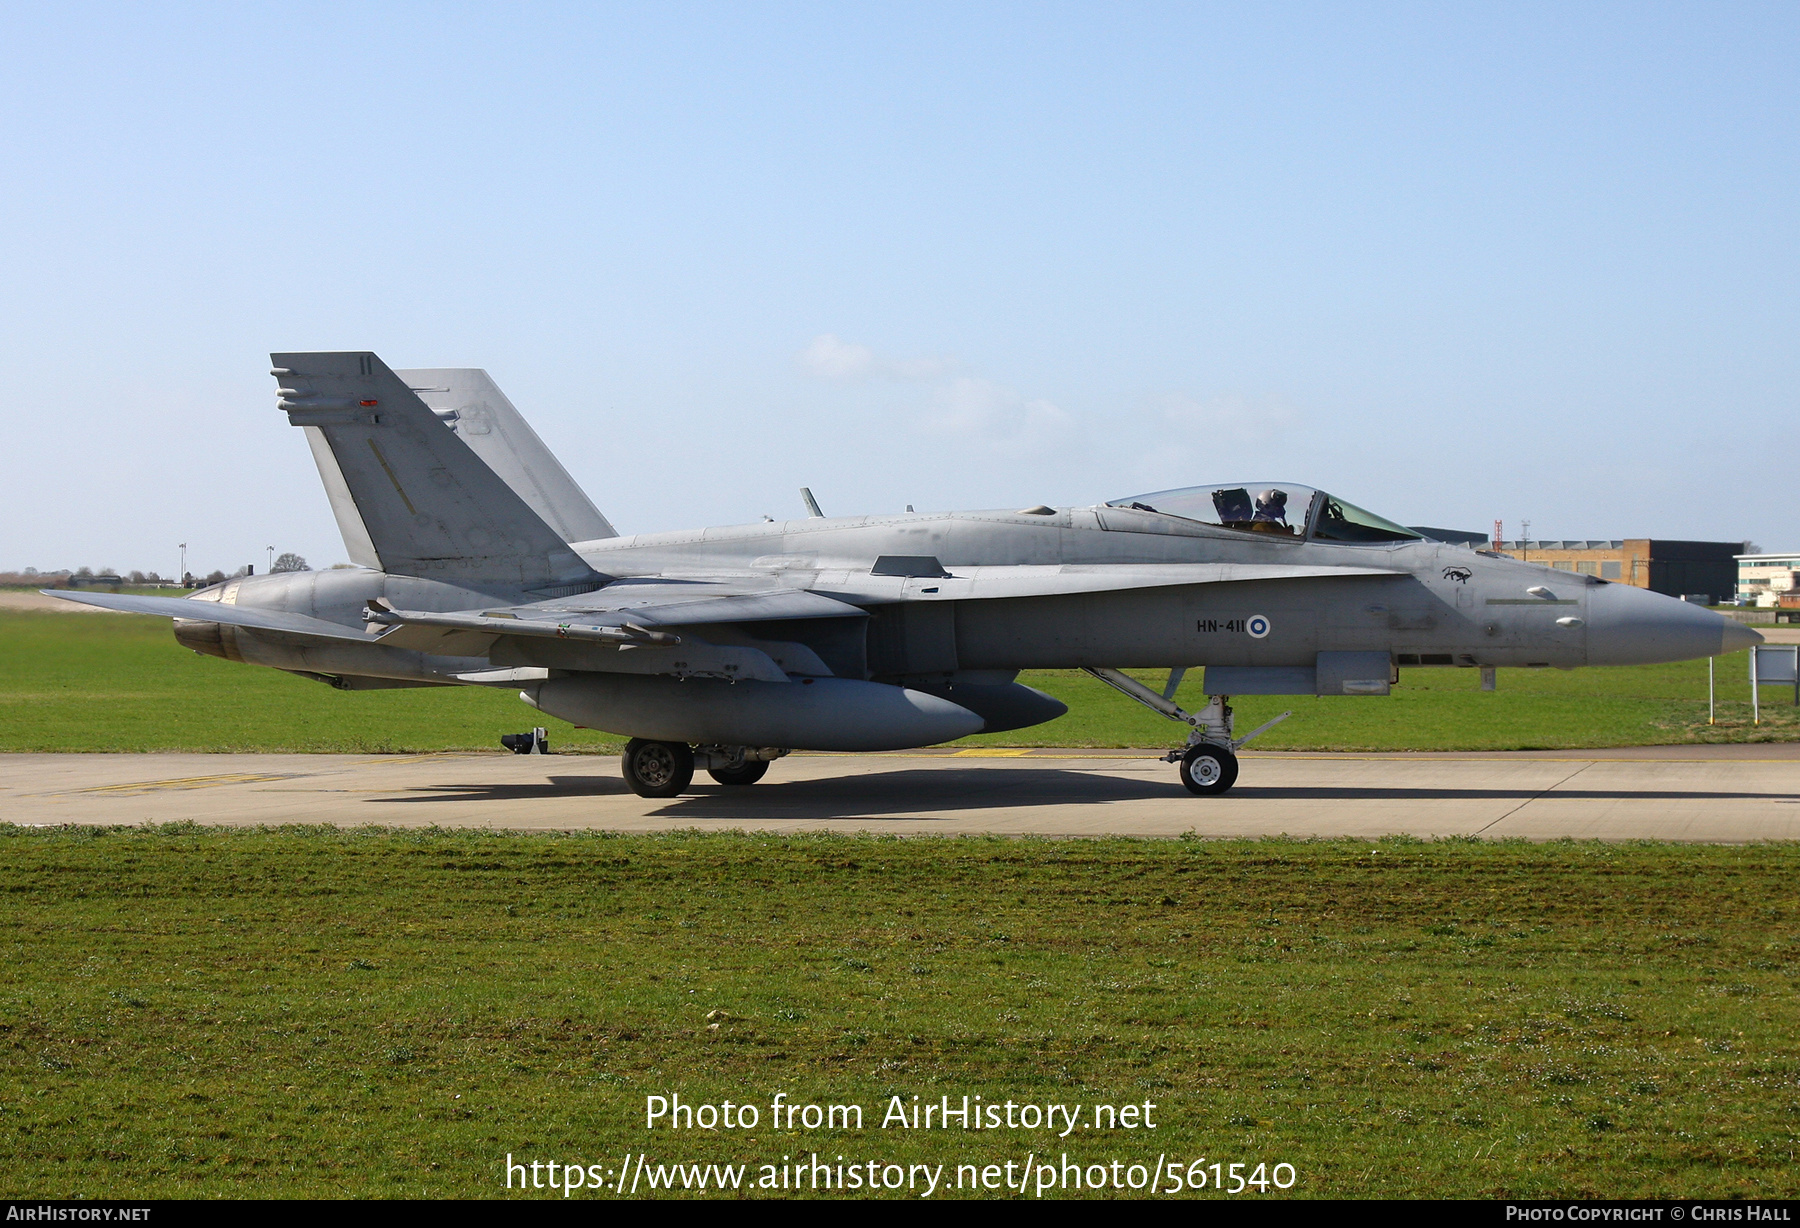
xmin=1495 ymin=540 xmax=1744 ymax=604
xmin=1735 ymin=552 xmax=1800 ymax=606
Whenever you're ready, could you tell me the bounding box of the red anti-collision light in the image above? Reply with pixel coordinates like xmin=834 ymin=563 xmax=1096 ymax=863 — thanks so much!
xmin=359 ymin=400 xmax=379 ymax=406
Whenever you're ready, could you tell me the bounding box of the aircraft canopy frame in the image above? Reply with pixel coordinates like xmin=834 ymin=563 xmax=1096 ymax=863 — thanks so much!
xmin=1106 ymin=482 xmax=1422 ymax=545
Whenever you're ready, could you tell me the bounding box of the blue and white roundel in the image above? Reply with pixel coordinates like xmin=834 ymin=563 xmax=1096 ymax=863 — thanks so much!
xmin=1246 ymin=614 xmax=1271 ymax=639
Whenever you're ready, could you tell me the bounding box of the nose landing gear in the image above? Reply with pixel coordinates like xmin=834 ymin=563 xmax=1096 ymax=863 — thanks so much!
xmin=1080 ymin=668 xmax=1289 ymax=797
xmin=1178 ymin=742 xmax=1239 ymax=795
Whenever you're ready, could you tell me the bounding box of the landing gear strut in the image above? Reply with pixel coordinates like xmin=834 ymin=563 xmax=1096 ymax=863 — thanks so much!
xmin=1080 ymin=668 xmax=1290 ymax=798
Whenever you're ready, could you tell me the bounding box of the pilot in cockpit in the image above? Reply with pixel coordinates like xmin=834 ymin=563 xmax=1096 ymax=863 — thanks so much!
xmin=1249 ymin=488 xmax=1296 ymax=535
xmin=1206 ymin=485 xmax=1300 ymax=535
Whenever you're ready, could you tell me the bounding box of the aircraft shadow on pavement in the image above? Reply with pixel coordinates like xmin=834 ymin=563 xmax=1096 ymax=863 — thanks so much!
xmin=655 ymin=768 xmax=1176 ymax=819
xmin=378 ymin=768 xmax=1176 ymax=817
xmin=369 ymin=769 xmax=1798 ymax=819
xmin=369 ymin=770 xmax=1800 ymax=817
xmin=378 ymin=775 xmax=636 ymax=802
xmin=1231 ymin=787 xmax=1792 ymax=802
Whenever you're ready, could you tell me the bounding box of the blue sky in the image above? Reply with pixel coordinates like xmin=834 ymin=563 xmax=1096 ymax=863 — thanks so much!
xmin=3 ymin=2 xmax=1795 ymax=576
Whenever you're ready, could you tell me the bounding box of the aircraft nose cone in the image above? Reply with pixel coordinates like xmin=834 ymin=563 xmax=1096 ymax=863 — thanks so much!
xmin=1585 ymin=583 xmax=1749 ymax=666
xmin=1722 ymin=619 xmax=1765 ymax=654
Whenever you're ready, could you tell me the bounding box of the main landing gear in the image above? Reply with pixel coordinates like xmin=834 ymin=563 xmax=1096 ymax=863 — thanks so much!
xmin=622 ymin=739 xmax=692 ymax=798
xmin=1079 ymin=668 xmax=1291 ymax=797
xmin=620 ymin=740 xmax=787 ymax=799
xmin=708 ymin=759 xmax=770 ymax=786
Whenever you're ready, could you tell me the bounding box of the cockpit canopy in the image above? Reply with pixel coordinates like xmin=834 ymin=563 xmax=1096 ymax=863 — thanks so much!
xmin=1105 ymin=482 xmax=1421 ymax=544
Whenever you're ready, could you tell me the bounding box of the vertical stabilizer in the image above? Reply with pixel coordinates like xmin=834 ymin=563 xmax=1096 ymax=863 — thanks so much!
xmin=397 ymin=368 xmax=617 ymax=543
xmin=272 ymin=352 xmax=601 ymax=590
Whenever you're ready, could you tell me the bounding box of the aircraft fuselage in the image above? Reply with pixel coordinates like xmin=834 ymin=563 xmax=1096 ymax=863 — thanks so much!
xmin=193 ymin=505 xmax=1749 ymax=689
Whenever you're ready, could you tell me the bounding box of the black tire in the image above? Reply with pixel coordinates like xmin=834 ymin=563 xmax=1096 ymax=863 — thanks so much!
xmin=708 ymin=759 xmax=770 ymax=787
xmin=621 ymin=739 xmax=694 ymax=798
xmin=1179 ymin=743 xmax=1239 ymax=796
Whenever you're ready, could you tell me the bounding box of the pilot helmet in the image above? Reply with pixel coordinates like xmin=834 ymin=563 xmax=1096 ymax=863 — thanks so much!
xmin=1255 ymin=488 xmax=1287 ymax=510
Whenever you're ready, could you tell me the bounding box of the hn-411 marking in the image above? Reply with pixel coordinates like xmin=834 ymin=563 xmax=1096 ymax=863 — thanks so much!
xmin=54 ymin=352 xmax=1761 ymax=797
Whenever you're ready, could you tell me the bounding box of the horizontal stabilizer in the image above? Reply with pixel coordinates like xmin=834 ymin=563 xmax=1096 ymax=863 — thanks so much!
xmin=44 ymin=590 xmax=373 ymax=644
xmin=271 ymin=352 xmax=600 ymax=589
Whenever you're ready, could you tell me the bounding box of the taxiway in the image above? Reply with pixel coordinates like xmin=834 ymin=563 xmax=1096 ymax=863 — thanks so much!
xmin=6 ymin=744 xmax=1799 ymax=841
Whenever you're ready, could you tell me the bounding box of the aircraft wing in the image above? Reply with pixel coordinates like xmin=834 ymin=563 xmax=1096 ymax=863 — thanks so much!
xmin=360 ymin=586 xmax=854 ymax=679
xmin=51 ymin=562 xmax=1401 ymax=683
xmin=372 ymin=563 xmax=1401 ymax=652
xmin=520 ymin=583 xmax=868 ymax=626
xmin=809 ymin=561 xmax=1408 ymax=603
xmin=361 ymin=579 xmax=860 ymax=659
xmin=366 ymin=563 xmax=1400 ymax=665
xmin=42 ymin=590 xmax=376 ymax=644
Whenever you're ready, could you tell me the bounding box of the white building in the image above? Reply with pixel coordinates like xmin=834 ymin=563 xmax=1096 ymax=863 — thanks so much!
xmin=1735 ymin=552 xmax=1800 ymax=606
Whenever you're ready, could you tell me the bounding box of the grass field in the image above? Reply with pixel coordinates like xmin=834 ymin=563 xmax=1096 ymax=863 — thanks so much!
xmin=1 ymin=827 xmax=1796 ymax=1199
xmin=2 ymin=608 xmax=1794 ymax=754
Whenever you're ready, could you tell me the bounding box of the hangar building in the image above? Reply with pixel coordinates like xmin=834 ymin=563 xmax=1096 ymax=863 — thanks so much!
xmin=1495 ymin=540 xmax=1744 ymax=604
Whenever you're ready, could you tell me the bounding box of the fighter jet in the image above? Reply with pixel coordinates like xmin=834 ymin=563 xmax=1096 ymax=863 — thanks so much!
xmin=53 ymin=352 xmax=1763 ymax=798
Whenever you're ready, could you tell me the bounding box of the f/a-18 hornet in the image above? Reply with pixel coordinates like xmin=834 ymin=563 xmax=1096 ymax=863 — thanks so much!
xmin=55 ymin=352 xmax=1762 ymax=797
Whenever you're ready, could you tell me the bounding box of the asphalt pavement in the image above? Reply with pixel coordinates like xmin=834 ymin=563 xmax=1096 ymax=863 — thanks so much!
xmin=6 ymin=744 xmax=1800 ymax=840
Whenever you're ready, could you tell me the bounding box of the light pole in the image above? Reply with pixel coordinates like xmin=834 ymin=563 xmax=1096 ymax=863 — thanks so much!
xmin=1520 ymin=520 xmax=1531 ymax=563
xmin=178 ymin=543 xmax=187 ymax=585
xmin=266 ymin=545 xmax=275 ymax=574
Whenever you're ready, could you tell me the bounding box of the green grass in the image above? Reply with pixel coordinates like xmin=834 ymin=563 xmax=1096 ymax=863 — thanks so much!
xmin=962 ymin=655 xmax=1800 ymax=751
xmin=0 ymin=610 xmax=627 ymax=754
xmin=2 ymin=609 xmax=1794 ymax=753
xmin=1 ymin=827 xmax=1797 ymax=1199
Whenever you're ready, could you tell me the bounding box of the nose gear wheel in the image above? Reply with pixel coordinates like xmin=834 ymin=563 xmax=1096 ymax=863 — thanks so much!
xmin=1179 ymin=743 xmax=1239 ymax=795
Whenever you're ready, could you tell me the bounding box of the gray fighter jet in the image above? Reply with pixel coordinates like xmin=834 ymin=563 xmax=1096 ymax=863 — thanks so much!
xmin=53 ymin=352 xmax=1763 ymax=797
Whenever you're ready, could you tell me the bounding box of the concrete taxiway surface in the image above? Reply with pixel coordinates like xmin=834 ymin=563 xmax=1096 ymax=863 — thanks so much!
xmin=5 ymin=745 xmax=1800 ymax=840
